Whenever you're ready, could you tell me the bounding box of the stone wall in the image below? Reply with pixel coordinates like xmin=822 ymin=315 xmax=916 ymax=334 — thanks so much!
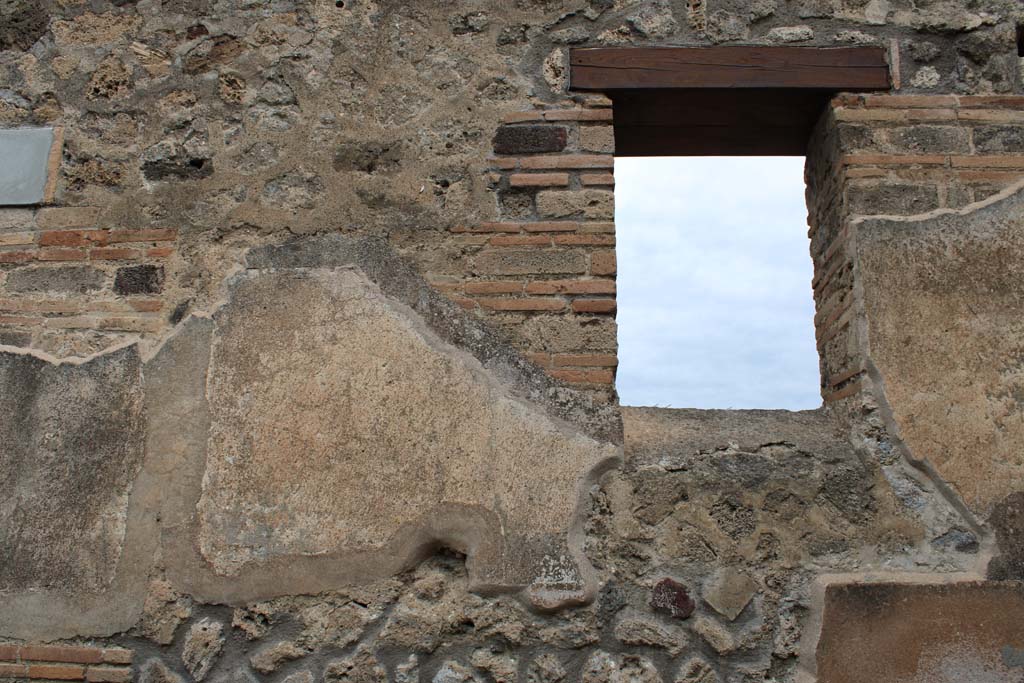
xmin=2 ymin=0 xmax=1024 ymax=682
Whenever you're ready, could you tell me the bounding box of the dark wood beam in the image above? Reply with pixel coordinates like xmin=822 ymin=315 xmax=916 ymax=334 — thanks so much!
xmin=570 ymin=47 xmax=890 ymax=91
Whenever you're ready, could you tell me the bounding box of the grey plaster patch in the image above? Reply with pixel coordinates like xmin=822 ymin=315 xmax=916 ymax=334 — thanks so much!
xmin=0 ymin=343 xmax=158 ymax=640
xmin=0 ymin=128 xmax=55 ymax=205
xmin=0 ymin=345 xmax=144 ymax=593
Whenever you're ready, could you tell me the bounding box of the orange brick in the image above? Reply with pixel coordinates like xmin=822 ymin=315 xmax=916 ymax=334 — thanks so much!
xmin=463 ymin=281 xmax=523 ymax=295
xmin=553 ymin=234 xmax=615 ymax=246
xmin=0 ymin=251 xmax=35 ymax=264
xmin=580 ymin=173 xmax=615 ymax=186
xmin=521 ymin=221 xmax=578 ymax=232
xmin=0 ymin=663 xmax=27 ymax=677
xmin=489 ymin=235 xmax=552 ymax=247
xmin=42 ymin=316 xmax=96 ymax=329
xmin=476 ymin=297 xmax=565 ymax=312
xmin=26 ymin=664 xmax=86 ymax=680
xmin=519 ymin=155 xmax=613 ymax=170
xmin=542 ymin=109 xmax=613 ymax=122
xmin=823 ymin=379 xmax=862 ymax=403
xmin=20 ymin=646 xmax=102 ymax=665
xmin=549 ymin=368 xmax=614 ymax=384
xmin=553 ymin=353 xmax=618 ymax=367
xmin=509 ymin=173 xmax=569 ymax=187
xmin=146 ymin=247 xmax=175 ymax=258
xmin=572 ymin=299 xmax=616 ymax=314
xmin=526 ymin=279 xmax=615 ymax=295
xmin=38 ymin=248 xmax=87 ymax=261
xmin=85 ymin=667 xmax=131 ymax=682
xmin=590 ymin=250 xmax=616 ymax=275
xmin=89 ymin=248 xmax=140 ymax=260
xmin=0 ymin=646 xmax=18 ymax=662
xmin=452 ymin=297 xmax=477 ymax=310
xmin=106 ymin=228 xmax=178 ymax=243
xmin=99 ymin=651 xmax=132 ymax=666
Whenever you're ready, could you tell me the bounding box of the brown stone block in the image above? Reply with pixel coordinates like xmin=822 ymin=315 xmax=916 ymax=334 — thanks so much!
xmin=553 ymin=353 xmax=618 ymax=367
xmin=20 ymin=647 xmax=102 ymax=665
xmin=35 ymin=207 xmax=102 ymax=230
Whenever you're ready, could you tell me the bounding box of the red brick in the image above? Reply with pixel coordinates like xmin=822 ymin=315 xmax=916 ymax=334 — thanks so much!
xmin=0 ymin=251 xmax=35 ymax=264
xmin=956 ymin=109 xmax=1024 ymax=123
xmin=463 ymin=281 xmax=523 ymax=295
xmin=578 ymin=221 xmax=615 ymax=234
xmin=542 ymin=109 xmax=613 ymax=122
xmin=519 ymin=155 xmax=613 ymax=170
xmin=39 ymin=230 xmax=110 ymax=247
xmin=509 ymin=173 xmax=569 ymax=187
xmin=106 ymin=229 xmax=178 ymax=243
xmin=146 ymin=247 xmax=175 ymax=258
xmin=580 ymin=173 xmax=615 ymax=186
xmin=823 ymin=379 xmax=862 ymax=403
xmin=452 ymin=297 xmax=477 ymax=310
xmin=553 ymin=234 xmax=615 ymax=246
xmin=590 ymin=250 xmax=616 ymax=275
xmin=26 ymin=664 xmax=85 ymax=680
xmin=95 ymin=316 xmax=162 ymax=332
xmin=85 ymin=667 xmax=131 ymax=682
xmin=99 ymin=651 xmax=132 ymax=666
xmin=958 ymin=170 xmax=1024 ymax=183
xmin=0 ymin=646 xmax=18 ymax=662
xmin=549 ymin=368 xmax=614 ymax=384
xmin=476 ymin=297 xmax=565 ymax=311
xmin=553 ymin=353 xmax=618 ymax=367
xmin=489 ymin=235 xmax=552 ymax=247
xmin=89 ymin=248 xmax=140 ymax=261
xmin=526 ymin=279 xmax=615 ymax=295
xmin=572 ymin=298 xmax=616 ymax=314
xmin=0 ymin=663 xmax=27 ymax=677
xmin=20 ymin=647 xmax=102 ymax=666
xmin=38 ymin=248 xmax=87 ymax=261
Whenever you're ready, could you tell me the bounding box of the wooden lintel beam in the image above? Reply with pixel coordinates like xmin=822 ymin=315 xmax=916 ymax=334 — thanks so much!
xmin=570 ymin=47 xmax=890 ymax=91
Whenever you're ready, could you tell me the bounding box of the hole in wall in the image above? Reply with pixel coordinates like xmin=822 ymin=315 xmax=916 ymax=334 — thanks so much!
xmin=1017 ymin=23 xmax=1023 ymax=58
xmin=614 ymin=156 xmax=819 ymax=410
xmin=335 ymin=0 xmax=346 ymax=7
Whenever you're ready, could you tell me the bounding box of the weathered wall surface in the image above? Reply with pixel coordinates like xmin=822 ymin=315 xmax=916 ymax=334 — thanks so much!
xmin=1 ymin=0 xmax=1024 ymax=681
